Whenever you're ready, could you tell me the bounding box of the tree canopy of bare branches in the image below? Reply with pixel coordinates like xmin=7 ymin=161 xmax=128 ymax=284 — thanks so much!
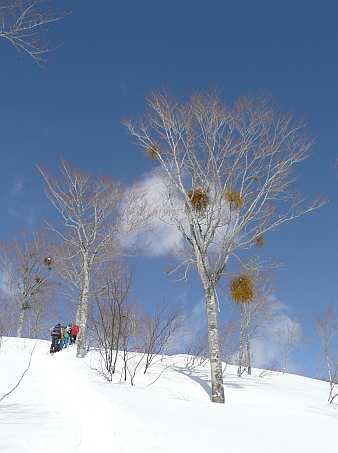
xmin=126 ymin=92 xmax=324 ymax=403
xmin=0 ymin=0 xmax=67 ymax=64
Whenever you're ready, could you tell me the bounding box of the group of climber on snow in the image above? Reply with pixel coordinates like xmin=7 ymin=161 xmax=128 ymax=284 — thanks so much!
xmin=50 ymin=323 xmax=80 ymax=354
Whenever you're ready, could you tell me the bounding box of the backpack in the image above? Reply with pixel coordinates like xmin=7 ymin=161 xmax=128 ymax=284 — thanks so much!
xmin=51 ymin=324 xmax=61 ymax=337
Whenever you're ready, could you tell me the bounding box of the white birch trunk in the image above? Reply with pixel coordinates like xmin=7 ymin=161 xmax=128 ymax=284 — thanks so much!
xmin=16 ymin=308 xmax=25 ymax=338
xmin=237 ymin=308 xmax=245 ymax=377
xmin=245 ymin=305 xmax=251 ymax=375
xmin=76 ymin=262 xmax=90 ymax=358
xmin=203 ymin=283 xmax=225 ymax=403
xmin=325 ymin=352 xmax=334 ymax=402
xmin=246 ymin=334 xmax=252 ymax=375
xmin=75 ymin=300 xmax=82 ymax=325
xmin=238 ymin=304 xmax=252 ymax=376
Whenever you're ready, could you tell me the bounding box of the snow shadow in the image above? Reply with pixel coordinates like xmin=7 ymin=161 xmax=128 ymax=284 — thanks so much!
xmin=174 ymin=366 xmax=245 ymax=398
xmin=173 ymin=367 xmax=211 ymax=398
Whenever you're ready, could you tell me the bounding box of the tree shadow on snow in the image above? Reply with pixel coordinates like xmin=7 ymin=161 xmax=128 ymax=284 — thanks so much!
xmin=174 ymin=366 xmax=245 ymax=399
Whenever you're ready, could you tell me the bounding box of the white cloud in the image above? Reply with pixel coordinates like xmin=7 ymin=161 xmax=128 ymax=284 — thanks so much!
xmin=122 ymin=171 xmax=185 ymax=256
xmin=251 ymin=309 xmax=302 ymax=371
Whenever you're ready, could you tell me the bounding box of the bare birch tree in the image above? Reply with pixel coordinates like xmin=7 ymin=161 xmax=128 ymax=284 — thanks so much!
xmin=117 ymin=301 xmax=140 ymax=385
xmin=0 ymin=0 xmax=66 ymax=64
xmin=141 ymin=304 xmax=181 ymax=374
xmin=125 ymin=92 xmax=324 ymax=403
xmin=38 ymin=159 xmax=147 ymax=358
xmin=91 ymin=265 xmax=132 ymax=380
xmin=276 ymin=317 xmax=301 ymax=374
xmin=314 ymin=307 xmax=338 ymax=404
xmin=0 ymin=231 xmax=54 ymax=338
xmin=236 ymin=272 xmax=277 ymax=376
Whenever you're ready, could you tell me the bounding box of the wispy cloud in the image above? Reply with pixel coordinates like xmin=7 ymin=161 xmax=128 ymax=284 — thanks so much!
xmin=251 ymin=306 xmax=302 ymax=371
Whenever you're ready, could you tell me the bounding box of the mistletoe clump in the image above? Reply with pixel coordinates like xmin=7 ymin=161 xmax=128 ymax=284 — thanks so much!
xmin=225 ymin=190 xmax=244 ymax=210
xmin=188 ymin=188 xmax=209 ymax=212
xmin=147 ymin=143 xmax=161 ymax=160
xmin=230 ymin=274 xmax=255 ymax=304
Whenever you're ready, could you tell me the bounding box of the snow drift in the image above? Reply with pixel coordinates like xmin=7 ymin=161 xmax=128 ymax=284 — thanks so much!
xmin=0 ymin=337 xmax=337 ymax=453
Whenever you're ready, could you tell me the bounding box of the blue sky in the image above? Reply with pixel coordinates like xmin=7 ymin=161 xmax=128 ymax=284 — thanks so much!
xmin=0 ymin=0 xmax=337 ymax=377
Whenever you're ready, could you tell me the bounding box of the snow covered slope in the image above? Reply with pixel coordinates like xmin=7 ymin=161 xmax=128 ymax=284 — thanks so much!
xmin=0 ymin=337 xmax=337 ymax=453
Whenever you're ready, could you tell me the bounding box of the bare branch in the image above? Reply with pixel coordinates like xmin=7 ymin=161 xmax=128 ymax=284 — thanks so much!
xmin=0 ymin=0 xmax=69 ymax=64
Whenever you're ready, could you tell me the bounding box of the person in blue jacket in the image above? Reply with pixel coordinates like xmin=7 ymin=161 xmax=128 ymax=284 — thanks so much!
xmin=62 ymin=325 xmax=72 ymax=348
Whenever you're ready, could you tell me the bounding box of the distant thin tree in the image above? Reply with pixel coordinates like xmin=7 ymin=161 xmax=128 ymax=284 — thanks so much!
xmin=273 ymin=317 xmax=301 ymax=374
xmin=126 ymin=92 xmax=324 ymax=403
xmin=314 ymin=307 xmax=338 ymax=404
xmin=91 ymin=265 xmax=132 ymax=381
xmin=234 ymin=271 xmax=277 ymax=376
xmin=141 ymin=304 xmax=181 ymax=374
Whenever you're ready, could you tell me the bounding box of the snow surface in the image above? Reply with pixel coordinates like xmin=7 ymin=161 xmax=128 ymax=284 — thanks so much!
xmin=0 ymin=337 xmax=337 ymax=453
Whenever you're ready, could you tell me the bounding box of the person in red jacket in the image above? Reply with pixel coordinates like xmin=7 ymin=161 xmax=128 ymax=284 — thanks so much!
xmin=70 ymin=324 xmax=80 ymax=344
